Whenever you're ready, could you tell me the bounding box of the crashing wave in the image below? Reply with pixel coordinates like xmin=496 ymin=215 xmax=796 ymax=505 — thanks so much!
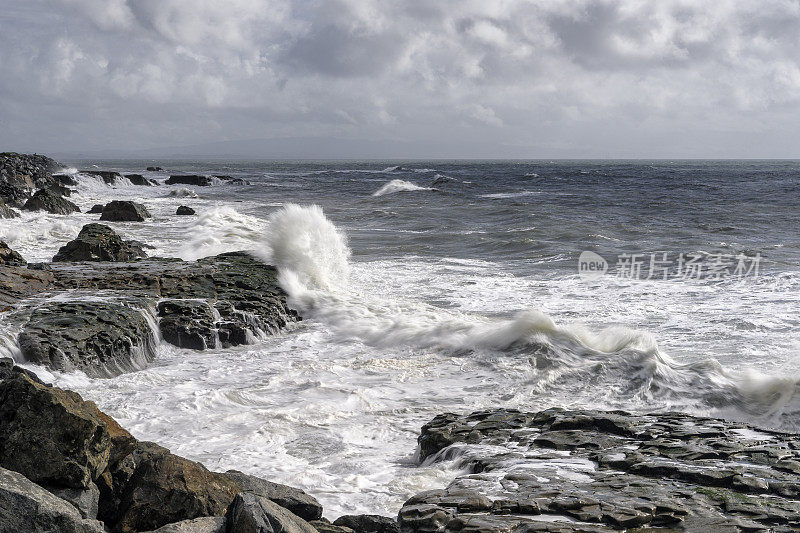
xmin=167 ymin=188 xmax=199 ymax=198
xmin=372 ymin=179 xmax=434 ymax=197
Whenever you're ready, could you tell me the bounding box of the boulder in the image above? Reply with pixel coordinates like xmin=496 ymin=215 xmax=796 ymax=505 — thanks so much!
xmin=48 ymin=183 xmax=74 ymax=196
xmin=17 ymin=299 xmax=159 ymax=377
xmin=143 ymin=517 xmax=226 ymax=533
xmin=310 ymin=520 xmax=355 ymax=533
xmin=0 ymin=240 xmax=26 ymax=265
xmin=166 ymin=175 xmax=213 ymax=186
xmin=53 ymin=173 xmax=79 ymax=186
xmin=125 ymin=174 xmax=153 ymax=186
xmin=332 ymin=515 xmax=399 ymax=533
xmin=0 ymin=467 xmax=105 ymax=533
xmin=0 ymin=198 xmax=20 ymax=218
xmin=49 ymin=483 xmax=101 ymax=519
xmin=0 ymin=365 xmax=111 ymax=488
xmin=22 ymin=188 xmax=80 ymax=214
xmin=100 ymin=200 xmax=151 ymax=222
xmin=99 ymin=441 xmax=240 ymax=532
xmin=157 ymin=299 xmax=218 ymax=350
xmin=146 ymin=166 xmax=164 ymax=172
xmin=222 ymin=470 xmax=323 ymax=521
xmin=52 ymin=223 xmax=147 ymax=262
xmin=225 ymin=492 xmax=318 ymax=533
xmin=88 ymin=204 xmax=105 ymax=214
xmin=176 ymin=205 xmax=196 ymax=215
xmin=81 ymin=170 xmax=122 ymax=185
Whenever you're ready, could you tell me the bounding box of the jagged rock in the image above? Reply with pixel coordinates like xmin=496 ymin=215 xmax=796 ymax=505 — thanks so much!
xmin=124 ymin=173 xmax=153 ymax=186
xmin=332 ymin=515 xmax=399 ymax=533
xmin=99 ymin=440 xmax=240 ymax=532
xmin=100 ymin=200 xmax=151 ymax=222
xmin=0 ymin=467 xmax=105 ymax=533
xmin=48 ymin=183 xmax=73 ymax=196
xmin=225 ymin=492 xmax=318 ymax=533
xmin=0 ymin=198 xmax=20 ymax=218
xmin=147 ymin=166 xmax=164 ymax=172
xmin=52 ymin=223 xmax=147 ymax=262
xmin=157 ymin=299 xmax=218 ymax=350
xmin=176 ymin=205 xmax=196 ymax=215
xmin=81 ymin=170 xmax=122 ymax=185
xmin=49 ymin=482 xmax=101 ymax=519
xmin=88 ymin=203 xmax=105 ymax=214
xmin=22 ymin=188 xmax=80 ymax=214
xmin=401 ymin=408 xmax=800 ymax=533
xmin=0 ymin=240 xmax=25 ymax=265
xmin=53 ymin=173 xmax=79 ymax=186
xmin=143 ymin=517 xmax=227 ymax=532
xmin=0 ymin=366 xmax=111 ymax=488
xmin=310 ymin=520 xmax=355 ymax=533
xmin=17 ymin=299 xmax=158 ymax=377
xmin=166 ymin=175 xmax=213 ymax=186
xmin=0 ymin=152 xmax=62 ymax=206
xmin=222 ymin=470 xmax=323 ymax=521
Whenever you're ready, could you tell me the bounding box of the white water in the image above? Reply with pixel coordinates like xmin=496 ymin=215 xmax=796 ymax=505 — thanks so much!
xmin=372 ymin=179 xmax=433 ymax=196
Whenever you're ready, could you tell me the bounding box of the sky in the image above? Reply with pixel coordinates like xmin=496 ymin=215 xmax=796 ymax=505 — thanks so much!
xmin=1 ymin=0 xmax=800 ymax=158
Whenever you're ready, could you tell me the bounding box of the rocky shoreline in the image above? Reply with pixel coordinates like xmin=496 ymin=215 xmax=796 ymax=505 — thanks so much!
xmin=2 ymin=152 xmax=800 ymax=532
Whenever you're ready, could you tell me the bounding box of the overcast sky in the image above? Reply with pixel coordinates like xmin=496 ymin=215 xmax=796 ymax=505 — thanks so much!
xmin=1 ymin=1 xmax=800 ymax=158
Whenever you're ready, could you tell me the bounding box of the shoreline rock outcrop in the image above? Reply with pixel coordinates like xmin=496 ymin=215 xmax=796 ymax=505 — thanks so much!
xmin=53 ymin=223 xmax=147 ymax=262
xmin=0 ymin=152 xmax=63 ymax=206
xmin=22 ymin=188 xmax=81 ymax=214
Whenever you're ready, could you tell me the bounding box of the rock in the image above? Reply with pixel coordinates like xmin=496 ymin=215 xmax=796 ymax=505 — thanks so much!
xmin=0 ymin=198 xmax=20 ymax=218
xmin=88 ymin=203 xmax=105 ymax=214
xmin=17 ymin=299 xmax=159 ymax=377
xmin=48 ymin=183 xmax=74 ymax=196
xmin=146 ymin=166 xmax=164 ymax=172
xmin=0 ymin=366 xmax=111 ymax=488
xmin=0 ymin=240 xmax=26 ymax=265
xmin=143 ymin=516 xmax=227 ymax=532
xmin=81 ymin=170 xmax=122 ymax=185
xmin=225 ymin=492 xmax=318 ymax=533
xmin=310 ymin=520 xmax=354 ymax=533
xmin=176 ymin=205 xmax=196 ymax=215
xmin=100 ymin=200 xmax=151 ymax=222
xmin=48 ymin=482 xmax=101 ymax=519
xmin=166 ymin=175 xmax=213 ymax=186
xmin=332 ymin=515 xmax=399 ymax=533
xmin=0 ymin=264 xmax=54 ymax=310
xmin=0 ymin=466 xmax=105 ymax=533
xmin=222 ymin=470 xmax=323 ymax=521
xmin=22 ymin=188 xmax=80 ymax=214
xmin=100 ymin=441 xmax=241 ymax=532
xmin=157 ymin=299 xmax=218 ymax=350
xmin=53 ymin=173 xmax=79 ymax=186
xmin=52 ymin=223 xmax=147 ymax=262
xmin=0 ymin=152 xmax=63 ymax=204
xmin=125 ymin=174 xmax=153 ymax=186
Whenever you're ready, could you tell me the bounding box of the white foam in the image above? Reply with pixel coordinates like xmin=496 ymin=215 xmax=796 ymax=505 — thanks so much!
xmin=372 ymin=180 xmax=434 ymax=197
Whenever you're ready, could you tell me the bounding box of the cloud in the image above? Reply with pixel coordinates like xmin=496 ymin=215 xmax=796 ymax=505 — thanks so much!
xmin=1 ymin=0 xmax=799 ymax=156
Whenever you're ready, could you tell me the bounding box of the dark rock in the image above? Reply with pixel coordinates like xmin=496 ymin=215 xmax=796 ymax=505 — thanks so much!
xmin=125 ymin=174 xmax=153 ymax=186
xmin=53 ymin=223 xmax=147 ymax=262
xmin=176 ymin=205 xmax=196 ymax=215
xmin=81 ymin=170 xmax=122 ymax=185
xmin=143 ymin=517 xmax=227 ymax=532
xmin=48 ymin=183 xmax=74 ymax=196
xmin=166 ymin=175 xmax=213 ymax=186
xmin=0 ymin=368 xmax=111 ymax=488
xmin=309 ymin=520 xmax=354 ymax=533
xmin=88 ymin=203 xmax=105 ymax=214
xmin=0 ymin=198 xmax=21 ymax=218
xmin=54 ymin=173 xmax=79 ymax=186
xmin=0 ymin=264 xmax=54 ymax=310
xmin=225 ymin=492 xmax=318 ymax=533
xmin=333 ymin=515 xmax=399 ymax=533
xmin=17 ymin=299 xmax=159 ymax=377
xmin=222 ymin=470 xmax=323 ymax=521
xmin=157 ymin=299 xmax=218 ymax=350
xmin=0 ymin=152 xmax=63 ymax=205
xmin=0 ymin=240 xmax=26 ymax=265
xmin=146 ymin=166 xmax=164 ymax=172
xmin=22 ymin=188 xmax=80 ymax=214
xmin=0 ymin=466 xmax=105 ymax=533
xmin=49 ymin=483 xmax=101 ymax=519
xmin=100 ymin=200 xmax=151 ymax=222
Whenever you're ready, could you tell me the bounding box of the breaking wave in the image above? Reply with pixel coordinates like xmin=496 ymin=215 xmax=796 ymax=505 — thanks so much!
xmin=372 ymin=180 xmax=434 ymax=197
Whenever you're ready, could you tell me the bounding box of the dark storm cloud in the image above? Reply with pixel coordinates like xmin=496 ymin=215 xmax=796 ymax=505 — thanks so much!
xmin=0 ymin=0 xmax=799 ymax=157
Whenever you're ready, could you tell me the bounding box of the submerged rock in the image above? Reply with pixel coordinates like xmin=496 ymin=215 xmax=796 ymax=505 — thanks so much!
xmin=146 ymin=166 xmax=164 ymax=172
xmin=17 ymin=299 xmax=158 ymax=377
xmin=22 ymin=188 xmax=80 ymax=214
xmin=402 ymin=408 xmax=800 ymax=532
xmin=0 ymin=467 xmax=105 ymax=533
xmin=100 ymin=200 xmax=151 ymax=222
xmin=0 ymin=240 xmax=26 ymax=265
xmin=52 ymin=223 xmax=147 ymax=262
xmin=176 ymin=205 xmax=196 ymax=215
xmin=166 ymin=175 xmax=213 ymax=186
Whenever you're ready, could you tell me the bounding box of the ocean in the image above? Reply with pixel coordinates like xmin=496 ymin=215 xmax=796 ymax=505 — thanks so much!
xmin=1 ymin=159 xmax=799 ymax=517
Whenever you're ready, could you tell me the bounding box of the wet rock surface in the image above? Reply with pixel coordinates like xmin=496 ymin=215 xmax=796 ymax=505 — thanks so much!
xmin=82 ymin=170 xmax=122 ymax=185
xmin=403 ymin=408 xmax=800 ymax=532
xmin=53 ymin=223 xmax=148 ymax=262
xmin=0 ymin=152 xmax=62 ymax=206
xmin=176 ymin=205 xmax=196 ymax=215
xmin=100 ymin=200 xmax=152 ymax=222
xmin=334 ymin=514 xmax=400 ymax=533
xmin=157 ymin=299 xmax=218 ymax=350
xmin=125 ymin=174 xmax=155 ymax=186
xmin=0 ymin=240 xmax=26 ymax=265
xmin=166 ymin=174 xmax=213 ymax=186
xmin=88 ymin=203 xmax=105 ymax=214
xmin=0 ymin=198 xmax=20 ymax=218
xmin=22 ymin=187 xmax=81 ymax=214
